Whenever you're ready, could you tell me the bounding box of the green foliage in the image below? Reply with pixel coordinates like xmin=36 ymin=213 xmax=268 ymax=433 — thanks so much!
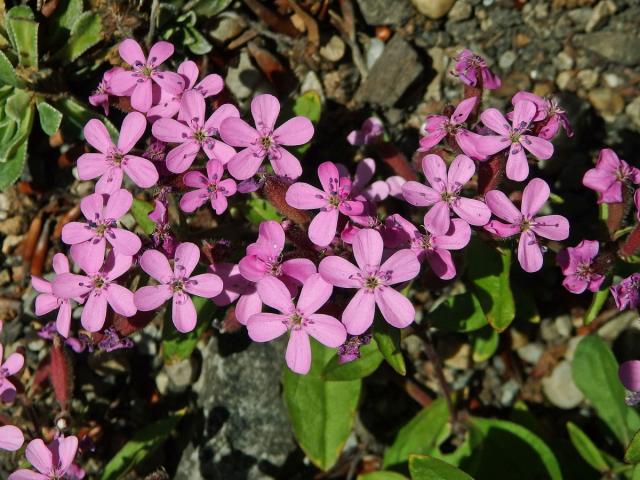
xmin=246 ymin=196 xmax=283 ymax=224
xmin=572 ymin=336 xmax=640 ymax=446
xmin=6 ymin=6 xmax=39 ymax=69
xmin=465 ymin=239 xmax=515 ymax=332
xmin=358 ymin=472 xmax=409 ymax=480
xmin=383 ymin=398 xmax=449 ymax=469
xmin=162 ymin=296 xmax=214 ymax=363
xmin=0 ymin=51 xmax=18 ymax=86
xmin=293 ymin=91 xmax=322 ymax=123
xmin=584 ymin=282 xmax=610 ymax=325
xmin=56 ymin=11 xmax=103 ymax=62
xmin=373 ymin=319 xmax=406 ymax=375
xmin=409 ymin=455 xmax=473 ymax=480
xmin=0 ymin=139 xmax=28 ymax=190
xmin=626 ymin=430 xmax=640 ymax=464
xmin=470 ymin=326 xmax=499 ymax=363
xmin=191 ymin=0 xmax=234 ymax=17
xmin=131 ymin=199 xmax=156 ymax=235
xmin=283 ymin=339 xmax=362 ymax=471
xmin=567 ymin=422 xmax=609 ymax=473
xmin=323 ymin=340 xmax=383 ymax=381
xmin=36 ymin=101 xmax=63 ymax=135
xmin=428 ymin=291 xmax=488 ymax=333
xmin=101 ymin=411 xmax=184 ymax=480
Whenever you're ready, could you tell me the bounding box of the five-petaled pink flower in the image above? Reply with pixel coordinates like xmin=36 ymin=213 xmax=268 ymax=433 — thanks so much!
xmin=77 ymin=112 xmax=159 ymax=193
xmin=418 ymin=97 xmax=480 ymax=158
xmin=557 ymin=240 xmax=605 ymax=294
xmin=248 ymin=274 xmax=346 ymax=374
xmin=347 ymin=117 xmax=384 ymax=146
xmin=402 ymin=154 xmax=491 ymax=235
xmin=484 ymin=178 xmax=569 ymax=272
xmin=384 ymin=214 xmax=471 ymax=280
xmin=454 ymin=49 xmax=501 ymax=90
xmin=0 ymin=342 xmax=24 ymax=403
xmin=0 ymin=425 xmax=23 ymax=452
xmin=152 ymin=90 xmax=238 ymax=173
xmin=219 ymin=94 xmax=314 ymax=180
xmin=209 ymin=262 xmax=261 ymax=325
xmin=134 ymin=242 xmax=223 ymax=333
xmin=62 ymin=189 xmax=141 ymax=268
xmin=477 ymin=100 xmax=554 ymax=181
xmin=9 ymin=435 xmax=79 ymax=480
xmin=582 ymin=149 xmax=640 ymax=204
xmin=31 ymin=253 xmax=78 ymax=338
xmin=148 ymin=60 xmax=224 ymax=119
xmin=510 ymin=91 xmax=573 ymax=140
xmin=611 ymin=273 xmax=640 ymax=312
xmin=110 ymin=39 xmax=184 ymax=112
xmin=89 ymin=66 xmax=124 ymax=116
xmin=286 ymin=162 xmax=366 ymax=246
xmin=180 ymin=159 xmax=237 ymax=214
xmin=53 ymin=252 xmax=136 ymax=332
xmin=239 ymin=221 xmax=316 ymax=292
xmin=319 ymin=229 xmax=420 ymax=335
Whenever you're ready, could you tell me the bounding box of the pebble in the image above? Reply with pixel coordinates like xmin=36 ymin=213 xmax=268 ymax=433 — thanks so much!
xmin=577 ymin=69 xmax=599 ymax=89
xmin=542 ymin=360 xmax=584 ymax=409
xmin=498 ymin=50 xmax=517 ymax=70
xmin=356 ymin=0 xmax=413 ymax=25
xmin=500 ymin=379 xmax=520 ymax=406
xmin=573 ymin=32 xmax=640 ymax=66
xmin=518 ymin=343 xmax=544 ymax=364
xmin=555 ymin=315 xmax=573 ymax=338
xmin=626 ymin=97 xmax=640 ymax=131
xmin=411 ymin=0 xmax=455 ymax=19
xmin=587 ymin=87 xmax=624 ymax=121
xmin=209 ymin=14 xmax=246 ymax=43
xmin=602 ymin=72 xmax=622 ymax=88
xmin=585 ymin=0 xmax=616 ymax=32
xmin=300 ymin=71 xmax=324 ymax=99
xmin=320 ymin=35 xmax=346 ymax=62
xmin=2 ymin=234 xmax=23 ymax=255
xmin=555 ymin=51 xmax=575 ymax=71
xmin=365 ymin=38 xmax=386 ymax=69
xmin=164 ymin=358 xmax=195 ymax=394
xmin=0 ymin=216 xmax=25 ymax=236
xmin=225 ymin=51 xmax=267 ymax=102
xmin=556 ymin=70 xmax=577 ymax=91
xmin=448 ymin=0 xmax=472 ymax=22
xmin=598 ymin=311 xmax=637 ymax=341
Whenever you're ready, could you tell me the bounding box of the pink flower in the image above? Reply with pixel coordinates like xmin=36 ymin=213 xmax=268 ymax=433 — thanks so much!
xmin=418 ymin=97 xmax=480 ymax=157
xmin=477 ymin=100 xmax=554 ymax=181
xmin=454 ymin=49 xmax=501 ymax=90
xmin=152 ymin=90 xmax=238 ymax=173
xmin=557 ymin=240 xmax=605 ymax=294
xmin=219 ymin=94 xmax=314 ymax=180
xmin=180 ymin=159 xmax=237 ymax=214
xmin=349 ymin=158 xmax=392 ymax=202
xmin=9 ymin=435 xmax=79 ymax=480
xmin=484 ymin=178 xmax=570 ymax=272
xmin=134 ymin=243 xmax=223 ymax=333
xmin=620 ymin=360 xmax=640 ymax=405
xmin=402 ymin=154 xmax=491 ymax=234
xmin=31 ymin=254 xmax=77 ymax=338
xmin=53 ymin=252 xmax=136 ymax=332
xmin=77 ymin=112 xmax=159 ymax=193
xmin=89 ymin=67 xmax=124 ymax=115
xmin=0 ymin=342 xmax=24 ymax=403
xmin=510 ymin=91 xmax=573 ymax=140
xmin=611 ymin=273 xmax=640 ymax=311
xmin=347 ymin=117 xmax=384 ymax=146
xmin=209 ymin=263 xmax=260 ymax=325
xmin=148 ymin=60 xmax=224 ymax=119
xmin=247 ymin=274 xmax=346 ymax=374
xmin=319 ymin=229 xmax=420 ymax=335
xmin=583 ymin=149 xmax=640 ymax=204
xmin=286 ymin=162 xmax=366 ymax=246
xmin=61 ymin=190 xmax=141 ymax=268
xmin=110 ymin=39 xmax=184 ymax=113
xmin=0 ymin=425 xmax=23 ymax=452
xmin=384 ymin=214 xmax=470 ymax=280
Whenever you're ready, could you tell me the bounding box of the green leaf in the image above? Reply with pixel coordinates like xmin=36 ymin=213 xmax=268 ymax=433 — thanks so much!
xmin=191 ymin=0 xmax=234 ymax=17
xmin=0 ymin=51 xmax=18 ymax=86
xmin=246 ymin=197 xmax=282 ymax=224
xmin=49 ymin=0 xmax=85 ymax=47
xmin=6 ymin=6 xmax=38 ymax=69
xmin=283 ymin=339 xmax=361 ymax=471
xmin=572 ymin=336 xmax=640 ymax=446
xmin=6 ymin=88 xmax=31 ymax=122
xmin=567 ymin=422 xmax=609 ymax=472
xmin=373 ymin=319 xmax=406 ymax=375
xmin=37 ymin=101 xmax=63 ymax=135
xmin=626 ymin=430 xmax=640 ymax=464
xmin=100 ymin=411 xmax=184 ymax=480
xmin=323 ymin=340 xmax=383 ymax=381
xmin=470 ymin=326 xmax=499 ymax=363
xmin=465 ymin=239 xmax=515 ymax=332
xmin=293 ymin=90 xmax=322 ymax=123
xmin=467 ymin=417 xmax=562 ymax=480
xmin=428 ymin=292 xmax=488 ymax=333
xmin=55 ymin=96 xmax=118 ymax=140
xmin=163 ymin=296 xmax=214 ymax=363
xmin=584 ymin=282 xmax=610 ymax=325
xmin=57 ymin=11 xmax=102 ymax=62
xmin=0 ymin=138 xmax=28 ymax=189
xmin=409 ymin=454 xmax=473 ymax=480
xmin=184 ymin=26 xmax=213 ymax=55
xmin=383 ymin=398 xmax=449 ymax=469
xmin=358 ymin=472 xmax=409 ymax=480
xmin=131 ymin=199 xmax=156 ymax=235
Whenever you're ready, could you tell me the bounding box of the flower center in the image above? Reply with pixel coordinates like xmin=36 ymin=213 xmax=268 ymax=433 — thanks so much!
xmin=328 ymin=195 xmax=341 ymax=207
xmin=520 ymin=217 xmax=532 ymax=232
xmin=290 ymin=312 xmax=304 ymax=326
xmin=260 ymin=135 xmax=273 ymax=150
xmin=193 ymin=129 xmax=207 ymax=143
xmin=170 ymin=278 xmax=185 ymax=293
xmin=441 ymin=190 xmax=456 ymax=203
xmin=267 ymin=258 xmax=282 ymax=277
xmin=364 ymin=275 xmax=381 ymax=290
xmin=575 ymin=262 xmax=593 ymax=280
xmin=92 ymin=275 xmax=107 ymax=290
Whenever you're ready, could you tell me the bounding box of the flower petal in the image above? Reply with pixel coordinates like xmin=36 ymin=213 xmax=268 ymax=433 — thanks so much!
xmin=235 ymin=290 xmax=262 ymax=325
xmin=517 ymin=231 xmax=543 ymax=273
xmin=424 ymin=201 xmax=451 ymax=235
xmin=532 ymin=215 xmax=570 ymax=241
xmin=185 ymin=273 xmax=223 ymax=298
xmin=56 ymin=435 xmax=79 ymax=473
xmin=431 ymin=219 xmax=471 ymax=250
xmin=25 ymin=439 xmax=53 ymax=474
xmin=95 ymin=166 xmax=124 ymax=194
xmin=297 ymin=274 xmax=333 ymax=314
xmin=480 ymin=108 xmax=510 ymax=135
xmin=425 ymin=249 xmax=456 ymax=280
xmin=251 ymin=94 xmax=280 ymax=131
xmin=619 ymin=360 xmax=640 ymax=392
xmin=61 ymin=222 xmax=95 ymax=245
xmin=123 ymin=155 xmax=159 ymax=189
xmin=56 ymin=302 xmax=72 ymax=338
xmin=219 ymin=117 xmax=259 ymax=148
xmin=52 ymin=273 xmax=93 ymax=299
xmin=380 ymin=249 xmax=420 ymax=285
xmin=119 ymin=39 xmax=145 ymax=66
xmin=81 ymin=291 xmax=108 ymax=332
xmin=140 ymin=249 xmax=173 ymax=283
xmin=117 ymin=112 xmax=146 ymax=153
xmin=3 ymin=352 xmax=24 ymax=375
xmin=166 ymin=141 xmax=201 ymax=174
xmin=353 ymin=228 xmax=383 ymax=270
xmin=447 ymin=154 xmax=475 ymax=188
xmin=106 ymin=283 xmax=137 ymax=317
xmin=374 ymin=286 xmax=415 ymax=329
xmin=247 ymin=313 xmax=288 ymax=341
xmin=130 ymin=79 xmax=153 ymax=112
xmin=281 ymin=258 xmax=317 ymax=284
xmin=342 ymin=289 xmax=376 ymax=335
xmin=521 ymin=135 xmax=553 ymax=160
xmin=286 ymin=183 xmax=327 ymax=209
xmin=148 ymin=41 xmax=173 ymax=67
xmin=318 ymin=256 xmax=361 ymax=288
xmin=270 ymin=147 xmax=302 ymax=180
xmin=401 ymin=181 xmax=440 ymax=207
xmin=180 ymin=189 xmax=208 ymax=213
xmin=421 ymin=154 xmax=447 ymax=191
xmin=77 ymin=153 xmax=110 ymax=180
xmin=174 ymin=242 xmax=200 ymax=277
xmin=521 ymin=177 xmax=550 ymax=217
xmin=308 ymin=208 xmax=339 ymax=247
xmin=103 ymin=189 xmax=132 ymax=219
xmin=0 ymin=425 xmax=24 ymax=452
xmin=451 ymin=197 xmax=491 ymax=226
xmin=106 ymin=228 xmax=141 ymax=256
xmin=451 ymin=96 xmax=477 ymax=124
xmin=256 ymin=276 xmax=293 ymax=313
xmin=84 ymin=119 xmax=114 ymax=154
xmin=484 ymin=190 xmax=521 ymax=223
xmin=505 ymin=143 xmax=529 ymax=182
xmin=274 ymin=116 xmax=314 ymax=146
xmin=172 ymin=293 xmax=197 ymax=332
xmin=285 ymin=329 xmax=311 ymax=374
xmin=152 ymin=118 xmax=192 ymax=143
xmin=152 ymin=71 xmax=185 ymax=94
xmin=180 ymin=90 xmax=206 ymax=127
xmin=317 ymin=161 xmax=340 ymax=194
xmin=512 ymin=99 xmax=536 ymax=128
xmin=227 ymin=147 xmax=264 ymax=180
xmin=484 ymin=220 xmax=520 ymax=238
xmin=134 ymin=285 xmax=173 ymax=311
xmin=305 ymin=313 xmax=346 ymax=348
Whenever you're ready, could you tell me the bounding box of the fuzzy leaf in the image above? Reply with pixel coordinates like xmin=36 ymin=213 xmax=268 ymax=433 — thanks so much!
xmin=572 ymin=335 xmax=640 ymax=446
xmin=6 ymin=6 xmax=38 ymax=69
xmin=0 ymin=50 xmax=18 ymax=86
xmin=428 ymin=291 xmax=488 ymax=332
xmin=37 ymin=101 xmax=63 ymax=135
xmin=55 ymin=96 xmax=118 ymax=140
xmin=57 ymin=11 xmax=102 ymax=62
xmin=184 ymin=25 xmax=212 ymax=55
xmin=283 ymin=339 xmax=362 ymax=471
xmin=323 ymin=340 xmax=383 ymax=381
xmin=373 ymin=318 xmax=406 ymax=375
xmin=408 ymin=455 xmax=473 ymax=480
xmin=192 ymin=0 xmax=233 ymax=17
xmin=6 ymin=88 xmax=31 ymax=122
xmin=567 ymin=422 xmax=609 ymax=472
xmin=49 ymin=0 xmax=84 ymax=47
xmin=626 ymin=429 xmax=640 ymax=464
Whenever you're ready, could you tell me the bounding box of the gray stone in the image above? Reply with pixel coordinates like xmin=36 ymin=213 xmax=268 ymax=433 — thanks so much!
xmin=175 ymin=336 xmax=296 ymax=480
xmin=209 ymin=14 xmax=246 ymax=43
xmin=448 ymin=0 xmax=472 ymax=21
xmin=355 ymin=0 xmax=412 ymax=25
xmin=573 ymin=32 xmax=640 ymax=66
xmin=585 ymin=0 xmax=616 ymax=32
xmin=355 ymin=35 xmax=423 ymax=107
xmin=225 ymin=51 xmax=268 ymax=103
xmin=517 ymin=343 xmax=544 ymax=365
xmin=626 ymin=96 xmax=640 ymax=131
xmin=412 ymin=0 xmax=455 ymax=19
xmin=320 ymin=35 xmax=346 ymax=62
xmin=498 ymin=50 xmax=517 ymax=70
xmin=542 ymin=360 xmax=584 ymax=409
xmin=165 ymin=358 xmax=196 ymax=394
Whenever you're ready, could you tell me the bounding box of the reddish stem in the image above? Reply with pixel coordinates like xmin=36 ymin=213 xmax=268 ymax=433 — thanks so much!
xmin=262 ymin=175 xmax=311 ymax=226
xmin=620 ymin=224 xmax=640 ymax=257
xmin=376 ymin=142 xmax=417 ymax=181
xmin=477 ymin=153 xmax=505 ymax=195
xmin=50 ymin=336 xmax=73 ymax=411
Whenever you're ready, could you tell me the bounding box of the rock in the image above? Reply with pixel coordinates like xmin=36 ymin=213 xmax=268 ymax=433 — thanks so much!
xmin=175 ymin=336 xmax=296 ymax=480
xmin=518 ymin=343 xmax=544 ymax=365
xmin=442 ymin=341 xmax=471 ymax=370
xmin=588 ymin=87 xmax=624 ymax=121
xmin=320 ymin=35 xmax=346 ymax=62
xmin=585 ymin=0 xmax=616 ymax=32
xmin=577 ymin=69 xmax=599 ymax=89
xmin=0 ymin=216 xmax=26 ymax=236
xmin=300 ymin=71 xmax=324 ymax=99
xmin=598 ymin=311 xmax=637 ymax=342
xmin=498 ymin=50 xmax=517 ymax=71
xmin=164 ymin=358 xmax=196 ymax=394
xmin=411 ymin=0 xmax=455 ymax=19
xmin=626 ymin=97 xmax=640 ymax=130
xmin=448 ymin=0 xmax=472 ymax=22
xmin=209 ymin=14 xmax=246 ymax=43
xmin=556 ymin=70 xmax=577 ymax=91
xmin=602 ymin=72 xmax=622 ymax=88
xmin=554 ymin=51 xmax=575 ymax=71
xmin=567 ymin=7 xmax=594 ymax=30
xmin=542 ymin=360 xmax=584 ymax=409
xmin=225 ymin=51 xmax=268 ymax=103
xmin=355 ymin=35 xmax=423 ymax=107
xmin=365 ymin=38 xmax=385 ymax=69
xmin=500 ymin=379 xmax=520 ymax=406
xmin=573 ymin=32 xmax=640 ymax=66
xmin=555 ymin=315 xmax=573 ymax=338
xmin=355 ymin=0 xmax=412 ymax=25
